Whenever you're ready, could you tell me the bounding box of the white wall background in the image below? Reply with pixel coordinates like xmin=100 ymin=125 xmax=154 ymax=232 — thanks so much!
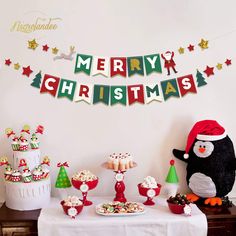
xmin=0 ymin=0 xmax=236 ymax=202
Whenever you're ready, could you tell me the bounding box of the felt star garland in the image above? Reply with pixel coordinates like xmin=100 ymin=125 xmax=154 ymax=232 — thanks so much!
xmin=25 ymin=38 xmax=209 ymax=59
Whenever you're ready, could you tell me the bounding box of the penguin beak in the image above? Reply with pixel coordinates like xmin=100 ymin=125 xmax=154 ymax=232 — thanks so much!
xmin=198 ymin=147 xmax=205 ymax=153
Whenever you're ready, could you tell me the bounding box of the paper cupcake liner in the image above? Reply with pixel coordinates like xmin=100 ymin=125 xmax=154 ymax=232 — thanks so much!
xmin=11 ymin=144 xmax=20 ymax=151
xmin=30 ymin=143 xmax=39 ymax=149
xmin=19 ymin=145 xmax=28 ymax=151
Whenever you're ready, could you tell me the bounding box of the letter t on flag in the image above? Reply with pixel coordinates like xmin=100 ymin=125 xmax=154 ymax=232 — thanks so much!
xmin=40 ymin=74 xmax=60 ymax=97
xmin=127 ymin=84 xmax=145 ymax=105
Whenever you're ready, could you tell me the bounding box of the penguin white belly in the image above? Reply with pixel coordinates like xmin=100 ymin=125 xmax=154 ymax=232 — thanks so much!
xmin=189 ymin=173 xmax=216 ymax=198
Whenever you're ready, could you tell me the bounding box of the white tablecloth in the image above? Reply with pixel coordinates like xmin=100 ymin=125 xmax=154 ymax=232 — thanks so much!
xmin=38 ymin=196 xmax=207 ymax=236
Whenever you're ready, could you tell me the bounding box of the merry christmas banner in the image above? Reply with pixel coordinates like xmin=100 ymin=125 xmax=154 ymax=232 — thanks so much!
xmin=38 ymin=72 xmax=199 ymax=105
xmin=74 ymin=54 xmax=162 ymax=77
xmin=2 ymin=36 xmax=233 ymax=106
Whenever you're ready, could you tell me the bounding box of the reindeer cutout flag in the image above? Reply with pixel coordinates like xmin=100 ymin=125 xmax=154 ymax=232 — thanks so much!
xmin=54 ymin=46 xmax=76 ymax=61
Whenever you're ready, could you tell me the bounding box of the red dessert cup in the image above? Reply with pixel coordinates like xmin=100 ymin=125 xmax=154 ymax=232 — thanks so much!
xmin=138 ymin=183 xmax=161 ymax=205
xmin=167 ymin=201 xmax=185 ymax=214
xmin=61 ymin=200 xmax=83 ymax=219
xmin=71 ymin=178 xmax=98 ymax=206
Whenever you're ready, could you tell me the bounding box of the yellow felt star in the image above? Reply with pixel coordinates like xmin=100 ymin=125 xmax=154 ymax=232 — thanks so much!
xmin=52 ymin=47 xmax=59 ymax=54
xmin=216 ymin=63 xmax=223 ymax=70
xmin=28 ymin=39 xmax=38 ymax=50
xmin=198 ymin=39 xmax=209 ymax=50
xmin=14 ymin=63 xmax=20 ymax=70
xmin=178 ymin=47 xmax=185 ymax=54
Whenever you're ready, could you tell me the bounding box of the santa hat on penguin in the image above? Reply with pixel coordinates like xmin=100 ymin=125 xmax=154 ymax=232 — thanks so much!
xmin=183 ymin=120 xmax=226 ymax=159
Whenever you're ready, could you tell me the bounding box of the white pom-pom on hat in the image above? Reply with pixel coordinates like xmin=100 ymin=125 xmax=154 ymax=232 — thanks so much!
xmin=183 ymin=153 xmax=189 ymax=159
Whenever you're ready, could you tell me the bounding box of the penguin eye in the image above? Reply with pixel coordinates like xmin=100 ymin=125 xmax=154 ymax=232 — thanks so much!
xmin=203 ymin=145 xmax=206 ymax=148
xmin=199 ymin=145 xmax=202 ymax=148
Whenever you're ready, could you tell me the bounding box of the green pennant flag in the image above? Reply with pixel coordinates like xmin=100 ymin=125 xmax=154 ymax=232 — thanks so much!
xmin=161 ymin=79 xmax=180 ymax=101
xmin=127 ymin=56 xmax=144 ymax=76
xmin=57 ymin=79 xmax=76 ymax=101
xmin=74 ymin=54 xmax=93 ymax=75
xmin=93 ymin=85 xmax=110 ymax=105
xmin=110 ymin=86 xmax=127 ymax=105
xmin=144 ymin=54 xmax=162 ymax=75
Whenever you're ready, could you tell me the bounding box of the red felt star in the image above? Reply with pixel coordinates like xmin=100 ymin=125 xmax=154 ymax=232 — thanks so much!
xmin=42 ymin=44 xmax=49 ymax=51
xmin=225 ymin=59 xmax=232 ymax=66
xmin=188 ymin=44 xmax=194 ymax=51
xmin=5 ymin=59 xmax=12 ymax=66
xmin=204 ymin=66 xmax=214 ymax=77
xmin=22 ymin=66 xmax=33 ymax=77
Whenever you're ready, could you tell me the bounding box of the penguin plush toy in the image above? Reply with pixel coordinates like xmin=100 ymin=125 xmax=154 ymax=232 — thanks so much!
xmin=173 ymin=120 xmax=236 ymax=206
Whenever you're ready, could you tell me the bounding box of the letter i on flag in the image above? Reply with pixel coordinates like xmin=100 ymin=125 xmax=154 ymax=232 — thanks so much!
xmin=127 ymin=84 xmax=145 ymax=105
xmin=74 ymin=84 xmax=93 ymax=104
xmin=93 ymin=85 xmax=110 ymax=105
xmin=92 ymin=57 xmax=109 ymax=77
xmin=161 ymin=79 xmax=180 ymax=101
xmin=40 ymin=74 xmax=60 ymax=97
xmin=177 ymin=74 xmax=197 ymax=97
xmin=57 ymin=79 xmax=77 ymax=101
xmin=145 ymin=84 xmax=163 ymax=103
xmin=74 ymin=54 xmax=93 ymax=75
xmin=110 ymin=86 xmax=127 ymax=105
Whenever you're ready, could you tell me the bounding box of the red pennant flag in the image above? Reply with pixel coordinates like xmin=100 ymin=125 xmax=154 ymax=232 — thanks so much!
xmin=127 ymin=84 xmax=145 ymax=105
xmin=110 ymin=57 xmax=127 ymax=77
xmin=40 ymin=74 xmax=60 ymax=97
xmin=177 ymin=74 xmax=197 ymax=97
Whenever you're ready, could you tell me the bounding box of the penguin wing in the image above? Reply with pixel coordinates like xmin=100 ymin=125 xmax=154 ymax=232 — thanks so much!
xmin=172 ymin=149 xmax=188 ymax=163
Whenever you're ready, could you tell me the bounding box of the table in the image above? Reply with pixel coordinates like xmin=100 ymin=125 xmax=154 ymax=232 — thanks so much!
xmin=38 ymin=197 xmax=207 ymax=236
xmin=1 ymin=198 xmax=236 ymax=236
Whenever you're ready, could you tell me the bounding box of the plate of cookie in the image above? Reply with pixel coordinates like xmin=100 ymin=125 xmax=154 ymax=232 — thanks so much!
xmin=96 ymin=201 xmax=145 ymax=216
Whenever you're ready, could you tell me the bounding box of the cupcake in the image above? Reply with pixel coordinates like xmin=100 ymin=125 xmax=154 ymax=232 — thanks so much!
xmin=33 ymin=166 xmax=43 ymax=181
xmin=4 ymin=164 xmax=12 ymax=181
xmin=10 ymin=170 xmax=21 ymax=182
xmin=11 ymin=136 xmax=20 ymax=151
xmin=30 ymin=133 xmax=39 ymax=149
xmin=19 ymin=135 xmax=29 ymax=152
xmin=42 ymin=165 xmax=50 ymax=179
xmin=22 ymin=167 xmax=32 ymax=183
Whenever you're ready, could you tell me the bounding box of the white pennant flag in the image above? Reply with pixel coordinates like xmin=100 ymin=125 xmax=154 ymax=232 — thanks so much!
xmin=145 ymin=83 xmax=163 ymax=104
xmin=74 ymin=83 xmax=93 ymax=104
xmin=91 ymin=56 xmax=109 ymax=77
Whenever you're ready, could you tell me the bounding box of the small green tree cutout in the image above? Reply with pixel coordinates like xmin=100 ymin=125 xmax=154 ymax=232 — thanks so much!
xmin=165 ymin=160 xmax=179 ymax=184
xmin=196 ymin=70 xmax=207 ymax=87
xmin=31 ymin=71 xmax=42 ymax=89
xmin=55 ymin=162 xmax=71 ymax=188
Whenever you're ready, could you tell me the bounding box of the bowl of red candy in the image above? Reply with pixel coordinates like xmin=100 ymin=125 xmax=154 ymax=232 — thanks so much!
xmin=167 ymin=193 xmax=191 ymax=215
